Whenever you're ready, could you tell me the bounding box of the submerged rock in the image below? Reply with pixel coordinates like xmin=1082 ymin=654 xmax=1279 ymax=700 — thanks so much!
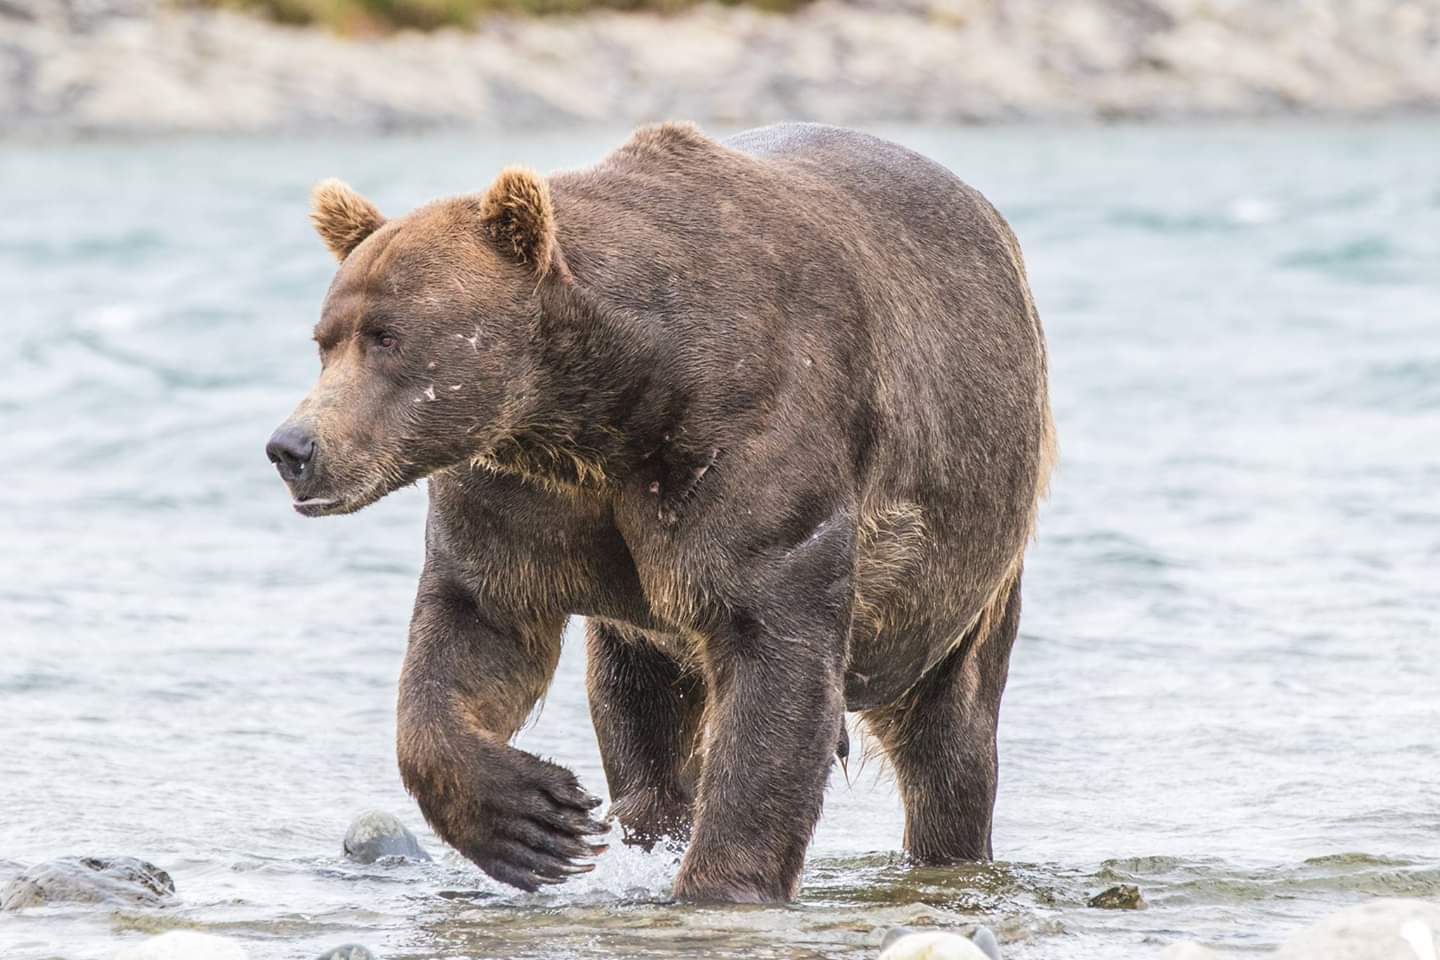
xmin=970 ymin=927 xmax=1001 ymax=959
xmin=342 ymin=811 xmax=430 ymax=864
xmin=879 ymin=925 xmax=1001 ymax=960
xmin=317 ymin=946 xmax=378 ymax=960
xmin=1275 ymin=897 xmax=1440 ymax=959
xmin=114 ymin=931 xmax=248 ymax=960
xmin=1 ymin=856 xmax=175 ymax=911
xmin=1087 ymin=883 xmax=1146 ymax=910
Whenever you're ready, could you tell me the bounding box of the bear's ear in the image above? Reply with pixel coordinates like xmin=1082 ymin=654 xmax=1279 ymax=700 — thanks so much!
xmin=310 ymin=179 xmax=385 ymax=262
xmin=478 ymin=167 xmax=556 ymax=275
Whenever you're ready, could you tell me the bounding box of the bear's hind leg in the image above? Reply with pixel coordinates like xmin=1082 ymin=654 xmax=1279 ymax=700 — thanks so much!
xmin=862 ymin=573 xmax=1021 ymax=863
xmin=586 ymin=621 xmax=706 ymax=848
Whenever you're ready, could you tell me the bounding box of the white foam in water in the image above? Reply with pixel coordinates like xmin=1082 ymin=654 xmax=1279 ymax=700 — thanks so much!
xmin=77 ymin=303 xmax=143 ymax=332
xmin=1227 ymin=197 xmax=1280 ymax=225
xmin=499 ymin=822 xmax=679 ymax=904
xmin=424 ymin=820 xmax=678 ymax=906
xmin=565 ymin=824 xmax=681 ymax=902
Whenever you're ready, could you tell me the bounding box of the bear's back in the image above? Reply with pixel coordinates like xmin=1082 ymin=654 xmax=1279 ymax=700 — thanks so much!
xmin=549 ymin=122 xmax=1049 ymax=519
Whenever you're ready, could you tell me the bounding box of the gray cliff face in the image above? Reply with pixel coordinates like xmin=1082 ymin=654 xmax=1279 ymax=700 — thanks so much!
xmin=2 ymin=0 xmax=1437 ymax=137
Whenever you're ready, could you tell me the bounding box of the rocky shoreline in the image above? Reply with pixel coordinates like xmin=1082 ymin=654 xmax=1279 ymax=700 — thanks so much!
xmin=7 ymin=837 xmax=1440 ymax=958
xmin=2 ymin=0 xmax=1438 ymax=137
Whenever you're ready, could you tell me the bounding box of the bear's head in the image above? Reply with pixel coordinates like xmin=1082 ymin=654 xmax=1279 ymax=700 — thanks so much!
xmin=265 ymin=169 xmax=560 ymax=516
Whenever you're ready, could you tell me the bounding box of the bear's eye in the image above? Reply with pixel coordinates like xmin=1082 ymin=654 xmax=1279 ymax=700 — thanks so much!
xmin=372 ymin=330 xmax=397 ymax=350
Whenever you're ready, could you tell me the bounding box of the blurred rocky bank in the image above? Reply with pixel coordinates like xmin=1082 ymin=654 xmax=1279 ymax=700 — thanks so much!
xmin=2 ymin=0 xmax=1438 ymax=137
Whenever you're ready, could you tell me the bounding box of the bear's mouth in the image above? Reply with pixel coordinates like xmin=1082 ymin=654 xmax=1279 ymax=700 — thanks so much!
xmin=290 ymin=475 xmax=395 ymax=517
xmin=292 ymin=496 xmax=342 ymax=517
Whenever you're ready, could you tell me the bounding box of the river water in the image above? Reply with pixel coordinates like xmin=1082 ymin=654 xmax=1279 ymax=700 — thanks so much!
xmin=2 ymin=122 xmax=1437 ymax=959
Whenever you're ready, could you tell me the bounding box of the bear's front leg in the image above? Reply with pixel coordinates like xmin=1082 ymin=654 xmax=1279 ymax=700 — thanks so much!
xmin=671 ymin=514 xmax=853 ymax=903
xmin=397 ymin=568 xmax=609 ymax=891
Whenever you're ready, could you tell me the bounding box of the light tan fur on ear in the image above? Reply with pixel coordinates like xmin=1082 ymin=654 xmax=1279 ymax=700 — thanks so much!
xmin=479 ymin=167 xmax=555 ymax=274
xmin=310 ymin=179 xmax=385 ymax=262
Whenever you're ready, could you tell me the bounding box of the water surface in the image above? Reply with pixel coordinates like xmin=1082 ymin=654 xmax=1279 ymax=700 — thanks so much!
xmin=2 ymin=122 xmax=1438 ymax=958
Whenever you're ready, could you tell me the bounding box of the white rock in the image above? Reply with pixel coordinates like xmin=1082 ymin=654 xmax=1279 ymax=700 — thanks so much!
xmin=1162 ymin=898 xmax=1440 ymax=960
xmin=115 ymin=931 xmax=249 ymax=960
xmin=878 ymin=931 xmax=993 ymax=960
xmin=1276 ymin=898 xmax=1440 ymax=960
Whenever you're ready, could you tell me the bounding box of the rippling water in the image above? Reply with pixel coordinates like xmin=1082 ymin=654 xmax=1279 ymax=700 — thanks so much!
xmin=2 ymin=122 xmax=1438 ymax=959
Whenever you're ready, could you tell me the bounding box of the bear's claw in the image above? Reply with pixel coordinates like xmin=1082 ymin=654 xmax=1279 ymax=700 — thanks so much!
xmin=411 ymin=741 xmax=610 ymax=893
xmin=465 ymin=753 xmax=609 ymax=892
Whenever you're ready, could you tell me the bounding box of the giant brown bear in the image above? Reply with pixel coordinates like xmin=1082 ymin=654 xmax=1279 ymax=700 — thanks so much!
xmin=266 ymin=122 xmax=1054 ymax=903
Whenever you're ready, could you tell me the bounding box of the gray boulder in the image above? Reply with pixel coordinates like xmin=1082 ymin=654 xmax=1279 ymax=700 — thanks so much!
xmin=1 ymin=856 xmax=175 ymax=911
xmin=342 ymin=811 xmax=430 ymax=864
xmin=0 ymin=0 xmax=38 ymax=21
xmin=970 ymin=927 xmax=1002 ymax=960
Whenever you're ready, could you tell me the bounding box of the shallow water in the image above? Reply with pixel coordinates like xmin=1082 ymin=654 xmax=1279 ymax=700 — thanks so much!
xmin=1 ymin=122 xmax=1438 ymax=959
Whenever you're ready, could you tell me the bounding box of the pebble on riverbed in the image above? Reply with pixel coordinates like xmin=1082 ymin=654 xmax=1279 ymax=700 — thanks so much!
xmin=879 ymin=925 xmax=1002 ymax=960
xmin=342 ymin=810 xmax=431 ymax=864
xmin=114 ymin=930 xmax=247 ymax=960
xmin=1087 ymin=883 xmax=1146 ymax=910
xmin=317 ymin=946 xmax=378 ymax=960
xmin=316 ymin=946 xmax=378 ymax=960
xmin=1 ymin=856 xmax=175 ymax=911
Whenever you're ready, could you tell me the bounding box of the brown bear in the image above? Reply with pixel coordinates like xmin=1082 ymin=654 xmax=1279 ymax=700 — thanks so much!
xmin=266 ymin=122 xmax=1054 ymax=903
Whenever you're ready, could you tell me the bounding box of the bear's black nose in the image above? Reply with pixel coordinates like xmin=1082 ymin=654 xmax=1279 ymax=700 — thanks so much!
xmin=266 ymin=423 xmax=316 ymax=483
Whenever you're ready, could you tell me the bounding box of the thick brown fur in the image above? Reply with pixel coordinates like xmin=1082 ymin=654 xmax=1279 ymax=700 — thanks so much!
xmin=268 ymin=122 xmax=1054 ymax=903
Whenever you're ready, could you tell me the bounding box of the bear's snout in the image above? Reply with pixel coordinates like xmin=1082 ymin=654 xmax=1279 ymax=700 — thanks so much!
xmin=265 ymin=422 xmax=316 ymax=485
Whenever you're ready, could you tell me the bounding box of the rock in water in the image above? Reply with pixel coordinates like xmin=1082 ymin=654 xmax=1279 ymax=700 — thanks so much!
xmin=1 ymin=856 xmax=175 ymax=911
xmin=1275 ymin=898 xmax=1440 ymax=959
xmin=317 ymin=946 xmax=378 ymax=960
xmin=970 ymin=927 xmax=1002 ymax=960
xmin=342 ymin=811 xmax=430 ymax=864
xmin=881 ymin=926 xmax=919 ymax=950
xmin=114 ymin=931 xmax=248 ymax=960
xmin=1088 ymin=883 xmax=1146 ymax=910
xmin=879 ymin=927 xmax=1000 ymax=960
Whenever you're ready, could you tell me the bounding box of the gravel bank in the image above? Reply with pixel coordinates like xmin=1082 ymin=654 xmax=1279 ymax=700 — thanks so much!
xmin=2 ymin=0 xmax=1437 ymax=137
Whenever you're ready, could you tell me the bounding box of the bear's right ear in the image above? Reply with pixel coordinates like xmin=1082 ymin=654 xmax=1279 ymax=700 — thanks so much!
xmin=310 ymin=179 xmax=386 ymax=262
xmin=478 ymin=167 xmax=556 ymax=276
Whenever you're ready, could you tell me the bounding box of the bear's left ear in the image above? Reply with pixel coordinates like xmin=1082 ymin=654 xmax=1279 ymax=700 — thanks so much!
xmin=311 ymin=179 xmax=386 ymax=262
xmin=479 ymin=167 xmax=556 ymax=275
